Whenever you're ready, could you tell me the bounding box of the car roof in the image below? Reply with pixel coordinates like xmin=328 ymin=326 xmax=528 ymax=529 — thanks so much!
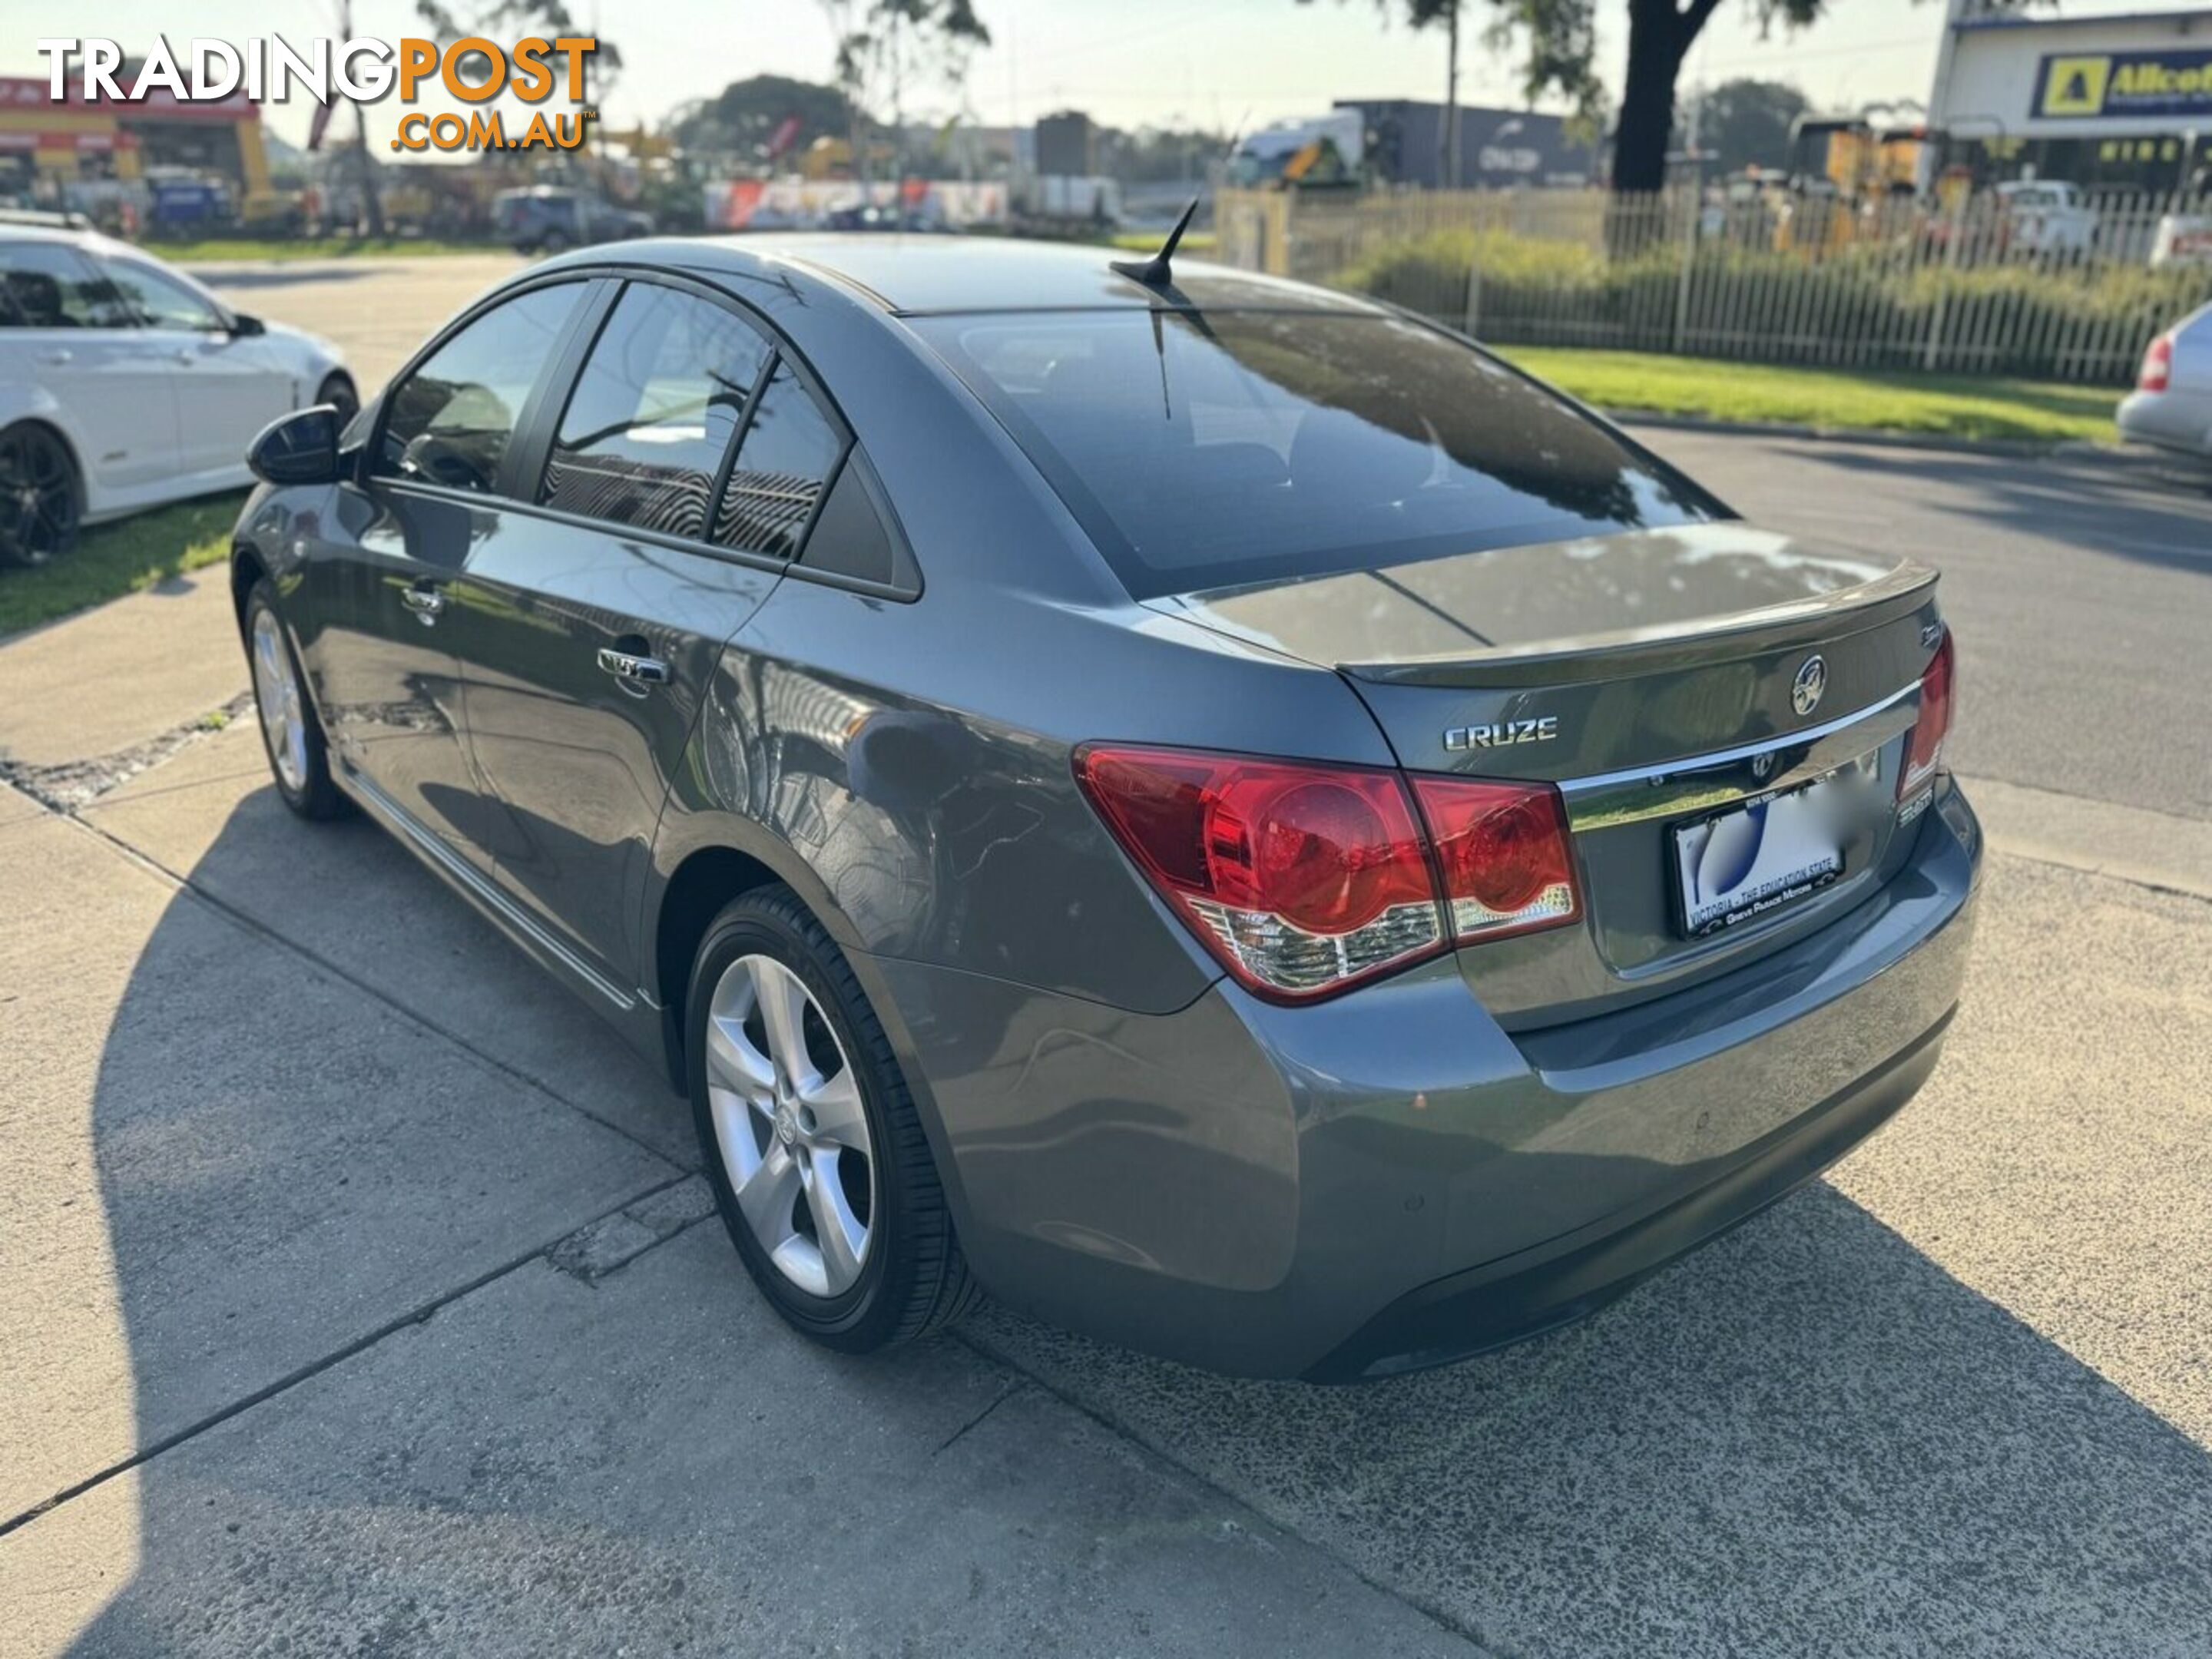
xmin=0 ymin=223 xmax=165 ymax=264
xmin=0 ymin=223 xmax=99 ymax=248
xmin=656 ymin=233 xmax=1389 ymax=318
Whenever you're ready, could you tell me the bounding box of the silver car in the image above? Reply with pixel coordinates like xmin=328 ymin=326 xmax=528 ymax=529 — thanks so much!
xmin=230 ymin=233 xmax=1979 ymax=1380
xmin=2118 ymin=303 xmax=2212 ymax=459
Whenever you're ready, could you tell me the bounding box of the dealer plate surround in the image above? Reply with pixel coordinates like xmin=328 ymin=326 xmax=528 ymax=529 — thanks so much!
xmin=1671 ymin=757 xmax=1879 ymax=937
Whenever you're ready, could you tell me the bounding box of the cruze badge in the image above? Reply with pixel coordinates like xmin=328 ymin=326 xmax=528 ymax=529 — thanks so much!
xmin=1444 ymin=716 xmax=1558 ymax=751
xmin=1791 ymin=655 xmax=1828 ymax=718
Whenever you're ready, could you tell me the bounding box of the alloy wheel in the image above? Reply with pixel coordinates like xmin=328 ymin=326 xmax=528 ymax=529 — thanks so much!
xmin=704 ymin=953 xmax=876 ymax=1298
xmin=250 ymin=607 xmax=310 ymax=793
xmin=0 ymin=426 xmax=77 ymax=568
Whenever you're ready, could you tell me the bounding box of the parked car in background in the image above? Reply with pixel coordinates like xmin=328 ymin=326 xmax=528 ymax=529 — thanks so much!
xmin=1994 ymin=180 xmax=2098 ymax=257
xmin=493 ymin=186 xmax=654 ymax=255
xmin=231 ymin=235 xmax=1976 ymax=1381
xmin=147 ymin=177 xmax=230 ymax=236
xmin=2118 ymin=304 xmax=2212 ymax=459
xmin=0 ymin=226 xmax=353 ymax=568
xmin=2150 ymin=210 xmax=2212 ymax=270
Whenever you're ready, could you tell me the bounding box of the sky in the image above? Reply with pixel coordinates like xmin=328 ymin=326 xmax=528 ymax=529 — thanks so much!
xmin=16 ymin=0 xmax=2212 ymax=153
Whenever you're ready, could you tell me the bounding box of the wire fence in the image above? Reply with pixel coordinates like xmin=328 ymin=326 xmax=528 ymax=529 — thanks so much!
xmin=1215 ymin=184 xmax=2212 ymax=384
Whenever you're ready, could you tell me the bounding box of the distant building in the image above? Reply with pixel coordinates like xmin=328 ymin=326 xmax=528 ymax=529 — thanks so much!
xmin=0 ymin=74 xmax=271 ymax=211
xmin=1928 ymin=0 xmax=2212 ymax=189
xmin=1035 ymin=111 xmax=1096 ymax=178
xmin=1333 ymin=100 xmax=1596 ymax=189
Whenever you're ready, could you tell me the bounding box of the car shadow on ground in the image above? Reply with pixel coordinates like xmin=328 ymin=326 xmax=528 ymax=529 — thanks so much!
xmin=970 ymin=1176 xmax=2212 ymax=1654
xmin=1770 ymin=443 xmax=2212 ymax=578
xmin=176 ymin=267 xmax=381 ymax=290
xmin=47 ymin=781 xmax=2212 ymax=1656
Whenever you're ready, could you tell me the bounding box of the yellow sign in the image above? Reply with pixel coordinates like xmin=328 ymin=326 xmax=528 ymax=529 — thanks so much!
xmin=2038 ymin=56 xmax=2112 ymax=118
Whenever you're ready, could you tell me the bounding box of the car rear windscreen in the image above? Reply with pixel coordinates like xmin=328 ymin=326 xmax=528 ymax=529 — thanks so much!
xmin=910 ymin=309 xmax=1727 ymax=598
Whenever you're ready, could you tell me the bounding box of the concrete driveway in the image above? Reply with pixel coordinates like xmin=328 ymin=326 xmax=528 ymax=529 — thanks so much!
xmin=2 ymin=260 xmax=2209 ymax=1655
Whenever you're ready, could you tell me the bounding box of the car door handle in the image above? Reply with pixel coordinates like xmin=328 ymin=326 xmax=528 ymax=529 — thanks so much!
xmin=400 ymin=583 xmax=445 ymax=623
xmin=175 ymin=348 xmax=198 ymax=365
xmin=40 ymin=349 xmax=72 ymax=366
xmin=598 ymin=647 xmax=669 ymax=686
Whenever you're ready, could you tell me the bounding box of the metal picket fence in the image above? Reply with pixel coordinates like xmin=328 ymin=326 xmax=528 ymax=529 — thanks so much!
xmin=1214 ymin=184 xmax=2212 ymax=385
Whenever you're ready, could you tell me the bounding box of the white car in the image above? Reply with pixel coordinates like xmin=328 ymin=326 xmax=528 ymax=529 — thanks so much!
xmin=2118 ymin=303 xmax=2212 ymax=460
xmin=1994 ymin=180 xmax=2098 ymax=257
xmin=0 ymin=226 xmax=351 ymax=567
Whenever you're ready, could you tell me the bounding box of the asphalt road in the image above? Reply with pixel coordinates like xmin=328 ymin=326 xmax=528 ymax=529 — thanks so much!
xmin=1 ymin=256 xmax=2207 ymax=1655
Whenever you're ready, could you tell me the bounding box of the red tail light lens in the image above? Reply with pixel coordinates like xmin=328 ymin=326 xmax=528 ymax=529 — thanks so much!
xmin=1075 ymin=746 xmax=1442 ymax=998
xmin=2140 ymin=333 xmax=2174 ymax=392
xmin=1075 ymin=744 xmax=1581 ymax=1000
xmin=1412 ymin=777 xmax=1582 ymax=942
xmin=1899 ymin=629 xmax=1955 ymax=799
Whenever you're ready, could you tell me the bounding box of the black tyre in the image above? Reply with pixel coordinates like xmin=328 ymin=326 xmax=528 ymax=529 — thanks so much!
xmin=316 ymin=372 xmax=359 ymax=427
xmin=688 ymin=885 xmax=979 ymax=1352
xmin=0 ymin=421 xmax=81 ymax=570
xmin=244 ymin=578 xmax=347 ymax=820
xmin=540 ymin=229 xmax=571 ymax=256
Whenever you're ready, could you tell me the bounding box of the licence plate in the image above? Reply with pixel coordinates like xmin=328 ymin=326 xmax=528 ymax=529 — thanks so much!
xmin=1671 ymin=761 xmax=1871 ymax=937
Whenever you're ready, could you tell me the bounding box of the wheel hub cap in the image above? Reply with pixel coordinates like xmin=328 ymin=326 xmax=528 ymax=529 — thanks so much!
xmin=702 ymin=953 xmax=876 ymax=1298
xmin=250 ymin=608 xmax=309 ymax=793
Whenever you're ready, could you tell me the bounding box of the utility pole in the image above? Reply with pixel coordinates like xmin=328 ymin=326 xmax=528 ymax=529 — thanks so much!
xmin=353 ymin=81 xmax=384 ymax=235
xmin=1442 ymin=2 xmax=1461 ymax=190
xmin=889 ymin=5 xmax=904 ymax=200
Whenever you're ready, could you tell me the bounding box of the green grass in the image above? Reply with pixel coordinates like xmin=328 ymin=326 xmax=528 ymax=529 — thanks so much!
xmin=146 ymin=237 xmax=499 ymax=264
xmin=1498 ymin=348 xmax=2124 ymax=445
xmin=0 ymin=492 xmax=247 ymax=638
xmin=1104 ymin=228 xmax=1218 ymax=254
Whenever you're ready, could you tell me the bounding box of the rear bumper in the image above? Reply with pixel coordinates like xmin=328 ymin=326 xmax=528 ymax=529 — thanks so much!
xmin=1305 ymin=1004 xmax=1950 ymax=1380
xmin=869 ymin=780 xmax=1982 ymax=1380
xmin=2117 ymin=390 xmax=2212 ymax=457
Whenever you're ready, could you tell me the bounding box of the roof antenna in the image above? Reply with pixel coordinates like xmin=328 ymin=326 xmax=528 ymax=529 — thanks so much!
xmin=1111 ymin=197 xmax=1200 ymax=288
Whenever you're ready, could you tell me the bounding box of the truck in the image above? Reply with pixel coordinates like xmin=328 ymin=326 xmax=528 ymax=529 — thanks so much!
xmin=1228 ymin=111 xmax=1366 ymax=190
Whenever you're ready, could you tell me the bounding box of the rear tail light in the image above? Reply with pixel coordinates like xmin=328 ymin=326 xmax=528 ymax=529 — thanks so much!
xmin=2140 ymin=333 xmax=2173 ymax=392
xmin=1075 ymin=744 xmax=1580 ymax=1001
xmin=1412 ymin=777 xmax=1581 ymax=942
xmin=1899 ymin=628 xmax=1955 ymax=799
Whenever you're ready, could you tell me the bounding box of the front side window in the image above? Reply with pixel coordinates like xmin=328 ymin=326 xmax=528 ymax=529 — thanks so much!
xmin=912 ymin=309 xmax=1726 ymax=598
xmin=0 ymin=243 xmax=135 ymax=329
xmin=541 ymin=283 xmax=771 ymax=537
xmin=104 ymin=259 xmax=225 ymax=331
xmin=714 ymin=364 xmax=845 ymax=558
xmin=379 ymin=282 xmax=582 ymax=494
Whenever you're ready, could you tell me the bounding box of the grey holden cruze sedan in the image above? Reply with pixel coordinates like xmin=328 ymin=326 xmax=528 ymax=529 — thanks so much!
xmin=230 ymin=232 xmax=1977 ymax=1380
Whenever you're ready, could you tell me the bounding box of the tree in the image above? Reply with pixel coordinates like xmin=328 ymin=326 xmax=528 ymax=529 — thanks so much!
xmin=1482 ymin=0 xmax=1823 ymax=191
xmin=672 ymin=75 xmax=855 ymax=164
xmin=819 ymin=0 xmax=990 ymax=184
xmin=1679 ymin=76 xmax=1809 ymax=176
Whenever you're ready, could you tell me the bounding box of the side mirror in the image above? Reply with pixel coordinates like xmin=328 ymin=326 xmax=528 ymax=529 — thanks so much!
xmin=227 ymin=311 xmax=267 ymax=337
xmin=248 ymin=405 xmax=343 ymax=486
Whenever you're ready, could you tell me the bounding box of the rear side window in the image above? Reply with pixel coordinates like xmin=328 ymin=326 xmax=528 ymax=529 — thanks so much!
xmin=104 ymin=259 xmax=225 ymax=331
xmin=380 ymin=282 xmax=582 ymax=494
xmin=0 ymin=243 xmax=135 ymax=329
xmin=714 ymin=363 xmax=846 ymax=558
xmin=912 ymin=310 xmax=1725 ymax=598
xmin=541 ymin=283 xmax=772 ymax=537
